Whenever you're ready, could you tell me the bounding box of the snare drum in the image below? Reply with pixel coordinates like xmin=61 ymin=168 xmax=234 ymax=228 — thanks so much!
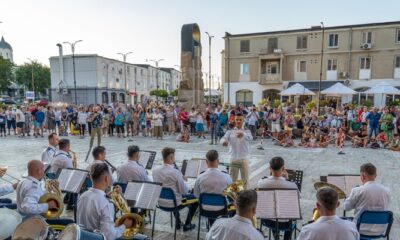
xmin=0 ymin=208 xmax=22 ymax=240
xmin=12 ymin=216 xmax=49 ymax=240
xmin=58 ymin=223 xmax=104 ymax=240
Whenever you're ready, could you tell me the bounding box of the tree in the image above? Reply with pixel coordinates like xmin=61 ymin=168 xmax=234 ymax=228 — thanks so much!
xmin=15 ymin=61 xmax=50 ymax=95
xmin=0 ymin=56 xmax=13 ymax=93
xmin=170 ymin=89 xmax=178 ymax=97
xmin=150 ymin=89 xmax=168 ymax=98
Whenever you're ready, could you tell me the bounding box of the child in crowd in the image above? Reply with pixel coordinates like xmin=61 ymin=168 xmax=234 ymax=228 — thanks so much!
xmin=336 ymin=128 xmax=346 ymax=154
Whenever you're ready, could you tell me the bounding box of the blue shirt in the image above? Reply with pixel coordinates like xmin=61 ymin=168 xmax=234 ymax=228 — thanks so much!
xmin=34 ymin=111 xmax=45 ymax=123
xmin=366 ymin=112 xmax=381 ymax=128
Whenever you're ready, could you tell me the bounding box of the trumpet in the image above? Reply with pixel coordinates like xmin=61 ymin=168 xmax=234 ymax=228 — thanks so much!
xmin=0 ymin=166 xmax=20 ymax=184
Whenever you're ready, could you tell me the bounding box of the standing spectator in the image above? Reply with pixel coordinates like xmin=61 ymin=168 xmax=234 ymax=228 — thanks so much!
xmin=145 ymin=108 xmax=152 ymax=137
xmin=152 ymin=107 xmax=164 ymax=140
xmin=54 ymin=108 xmax=61 ymax=133
xmin=88 ymin=106 xmax=103 ymax=147
xmin=101 ymin=108 xmax=110 ymax=137
xmin=61 ymin=107 xmax=69 ymax=134
xmin=284 ymin=110 xmax=295 ymax=138
xmin=166 ymin=106 xmax=176 ymax=135
xmin=125 ymin=106 xmax=134 ymax=137
xmin=46 ymin=106 xmax=56 ymax=133
xmin=179 ymin=107 xmax=189 ymax=133
xmin=0 ymin=108 xmax=7 ymax=137
xmin=196 ymin=109 xmax=206 ymax=139
xmin=108 ymin=107 xmax=115 ymax=137
xmin=24 ymin=107 xmax=32 ymax=136
xmin=138 ymin=107 xmax=146 ymax=137
xmin=114 ymin=107 xmax=125 ymax=138
xmin=246 ymin=107 xmax=259 ymax=140
xmin=78 ymin=107 xmax=88 ymax=138
xmin=270 ymin=108 xmax=281 ymax=140
xmin=209 ymin=108 xmax=219 ymax=145
xmin=188 ymin=107 xmax=197 ymax=135
xmin=366 ymin=107 xmax=381 ymax=139
xmin=380 ymin=107 xmax=394 ymax=141
xmin=132 ymin=109 xmax=140 ymax=136
xmin=6 ymin=106 xmax=16 ymax=135
xmin=15 ymin=106 xmax=26 ymax=137
xmin=34 ymin=106 xmax=45 ymax=137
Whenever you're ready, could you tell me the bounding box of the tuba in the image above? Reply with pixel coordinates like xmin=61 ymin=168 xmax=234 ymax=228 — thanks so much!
xmin=110 ymin=185 xmax=144 ymax=238
xmin=39 ymin=179 xmax=64 ymax=219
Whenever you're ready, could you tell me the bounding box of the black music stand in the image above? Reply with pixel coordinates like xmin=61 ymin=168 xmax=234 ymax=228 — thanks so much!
xmin=286 ymin=169 xmax=304 ymax=192
xmin=256 ymin=188 xmax=302 ymax=240
xmin=139 ymin=150 xmax=157 ymax=170
xmin=124 ymin=180 xmax=163 ymax=238
xmin=58 ymin=168 xmax=89 ymax=221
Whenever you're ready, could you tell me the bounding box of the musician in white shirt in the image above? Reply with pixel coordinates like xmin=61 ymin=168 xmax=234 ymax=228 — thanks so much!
xmin=16 ymin=160 xmax=58 ymax=218
xmin=116 ymin=145 xmax=150 ymax=183
xmin=50 ymin=139 xmax=73 ymax=174
xmin=206 ymin=190 xmax=264 ymax=240
xmin=152 ymin=147 xmax=198 ymax=231
xmin=298 ymin=187 xmax=359 ymax=240
xmin=194 ymin=150 xmax=232 ymax=198
xmin=257 ymin=156 xmax=297 ymax=240
xmin=0 ymin=167 xmax=18 ymax=197
xmin=220 ymin=112 xmax=252 ymax=189
xmin=41 ymin=133 xmax=59 ymax=166
xmin=77 ymin=163 xmax=133 ymax=240
xmin=87 ymin=146 xmax=114 ymax=182
xmin=344 ymin=163 xmax=390 ymax=235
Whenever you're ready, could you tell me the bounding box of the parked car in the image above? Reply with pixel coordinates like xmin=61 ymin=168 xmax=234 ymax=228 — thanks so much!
xmin=0 ymin=97 xmax=16 ymax=105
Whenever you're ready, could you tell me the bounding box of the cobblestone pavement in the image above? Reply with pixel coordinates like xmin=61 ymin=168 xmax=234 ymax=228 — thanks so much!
xmin=0 ymin=133 xmax=399 ymax=239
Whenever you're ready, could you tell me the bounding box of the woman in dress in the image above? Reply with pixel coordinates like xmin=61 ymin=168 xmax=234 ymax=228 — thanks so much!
xmin=46 ymin=106 xmax=56 ymax=133
xmin=380 ymin=107 xmax=394 ymax=141
xmin=195 ymin=109 xmax=205 ymax=139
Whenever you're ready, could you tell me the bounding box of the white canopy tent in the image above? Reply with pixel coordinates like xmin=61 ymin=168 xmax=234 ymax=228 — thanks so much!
xmin=363 ymin=82 xmax=400 ymax=108
xmin=280 ymin=83 xmax=315 ymax=96
xmin=321 ymin=82 xmax=357 ymax=96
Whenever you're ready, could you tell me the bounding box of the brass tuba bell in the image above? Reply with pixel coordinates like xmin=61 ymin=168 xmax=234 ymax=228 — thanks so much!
xmin=110 ymin=185 xmax=144 ymax=238
xmin=39 ymin=179 xmax=64 ymax=219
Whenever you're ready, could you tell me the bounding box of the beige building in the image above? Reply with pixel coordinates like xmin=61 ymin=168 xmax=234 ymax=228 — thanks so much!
xmin=222 ymin=21 xmax=400 ymax=107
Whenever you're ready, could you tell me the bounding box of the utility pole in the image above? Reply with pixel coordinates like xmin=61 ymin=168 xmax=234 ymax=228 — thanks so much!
xmin=63 ymin=40 xmax=83 ymax=104
xmin=317 ymin=22 xmax=325 ymax=115
xmin=205 ymin=32 xmax=214 ymax=105
xmin=117 ymin=52 xmax=133 ymax=104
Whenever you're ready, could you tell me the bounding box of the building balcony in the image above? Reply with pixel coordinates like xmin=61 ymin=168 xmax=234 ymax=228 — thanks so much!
xmin=259 ymin=74 xmax=282 ymax=85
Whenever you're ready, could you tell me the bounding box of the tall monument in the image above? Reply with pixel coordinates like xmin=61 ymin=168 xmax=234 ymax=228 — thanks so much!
xmin=178 ymin=23 xmax=204 ymax=107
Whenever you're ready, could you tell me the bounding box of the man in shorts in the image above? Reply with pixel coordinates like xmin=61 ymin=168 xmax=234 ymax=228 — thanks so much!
xmin=34 ymin=106 xmax=45 ymax=137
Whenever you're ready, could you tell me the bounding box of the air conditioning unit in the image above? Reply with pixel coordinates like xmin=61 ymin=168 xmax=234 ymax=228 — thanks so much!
xmin=62 ymin=88 xmax=68 ymax=94
xmin=273 ymin=48 xmax=283 ymax=54
xmin=339 ymin=72 xmax=348 ymax=78
xmin=344 ymin=79 xmax=351 ymax=86
xmin=361 ymin=43 xmax=372 ymax=49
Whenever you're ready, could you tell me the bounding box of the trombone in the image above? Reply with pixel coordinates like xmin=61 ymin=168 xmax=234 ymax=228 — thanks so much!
xmin=0 ymin=166 xmax=20 ymax=184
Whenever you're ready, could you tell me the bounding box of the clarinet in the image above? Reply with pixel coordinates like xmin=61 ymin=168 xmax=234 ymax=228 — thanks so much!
xmin=105 ymin=159 xmax=117 ymax=172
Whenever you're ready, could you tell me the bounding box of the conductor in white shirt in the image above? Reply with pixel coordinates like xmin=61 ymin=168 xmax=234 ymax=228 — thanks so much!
xmin=41 ymin=133 xmax=59 ymax=166
xmin=206 ymin=189 xmax=264 ymax=240
xmin=220 ymin=112 xmax=252 ymax=189
xmin=152 ymin=147 xmax=198 ymax=231
xmin=257 ymin=156 xmax=298 ymax=240
xmin=77 ymin=163 xmax=133 ymax=240
xmin=344 ymin=163 xmax=390 ymax=235
xmin=116 ymin=145 xmax=150 ymax=184
xmin=298 ymin=187 xmax=359 ymax=240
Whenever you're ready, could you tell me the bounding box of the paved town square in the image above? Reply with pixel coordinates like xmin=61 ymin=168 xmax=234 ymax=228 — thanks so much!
xmin=1 ymin=134 xmax=399 ymax=239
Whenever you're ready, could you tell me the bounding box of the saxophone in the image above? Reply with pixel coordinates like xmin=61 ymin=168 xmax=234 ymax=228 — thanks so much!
xmin=39 ymin=179 xmax=64 ymax=219
xmin=110 ymin=185 xmax=144 ymax=238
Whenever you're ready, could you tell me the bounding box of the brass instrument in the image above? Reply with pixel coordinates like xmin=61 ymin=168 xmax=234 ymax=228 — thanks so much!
xmin=69 ymin=150 xmax=77 ymax=168
xmin=311 ymin=181 xmax=346 ymax=222
xmin=223 ymin=180 xmax=257 ymax=227
xmin=0 ymin=166 xmax=20 ymax=184
xmin=39 ymin=179 xmax=64 ymax=219
xmin=110 ymin=185 xmax=144 ymax=238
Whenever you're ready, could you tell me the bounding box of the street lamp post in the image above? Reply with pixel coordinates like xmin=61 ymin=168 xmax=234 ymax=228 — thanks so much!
xmin=117 ymin=52 xmax=133 ymax=104
xmin=63 ymin=40 xmax=83 ymax=104
xmin=27 ymin=58 xmax=35 ymax=100
xmin=148 ymin=59 xmax=164 ymax=104
xmin=205 ymin=32 xmax=214 ymax=105
xmin=317 ymin=22 xmax=325 ymax=115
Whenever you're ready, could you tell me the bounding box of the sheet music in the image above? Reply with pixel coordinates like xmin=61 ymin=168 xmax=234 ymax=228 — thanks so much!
xmin=184 ymin=160 xmax=200 ymax=178
xmin=327 ymin=176 xmax=346 ymax=192
xmin=344 ymin=176 xmax=362 ymax=196
xmin=198 ymin=160 xmax=208 ymax=175
xmin=275 ymin=190 xmax=300 ymax=219
xmin=124 ymin=182 xmax=143 ymax=201
xmin=256 ymin=191 xmax=276 ymax=219
xmin=136 ymin=183 xmax=162 ymax=210
xmin=58 ymin=169 xmax=88 ymax=193
xmin=138 ymin=152 xmax=151 ymax=169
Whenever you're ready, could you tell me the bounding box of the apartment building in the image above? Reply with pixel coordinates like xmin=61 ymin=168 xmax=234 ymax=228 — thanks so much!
xmin=50 ymin=54 xmax=181 ymax=105
xmin=222 ymin=21 xmax=400 ymax=106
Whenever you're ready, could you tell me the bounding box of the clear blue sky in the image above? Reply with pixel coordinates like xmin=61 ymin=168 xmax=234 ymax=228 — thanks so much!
xmin=1 ymin=0 xmax=399 ymax=87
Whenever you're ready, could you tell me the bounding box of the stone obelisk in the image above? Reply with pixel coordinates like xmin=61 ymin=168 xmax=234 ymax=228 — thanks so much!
xmin=178 ymin=23 xmax=204 ymax=108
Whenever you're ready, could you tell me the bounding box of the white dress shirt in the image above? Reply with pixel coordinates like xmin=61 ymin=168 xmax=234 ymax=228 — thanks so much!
xmin=41 ymin=145 xmax=57 ymax=165
xmin=206 ymin=215 xmax=264 ymax=240
xmin=219 ymin=128 xmax=252 ymax=161
xmin=152 ymin=164 xmax=189 ymax=206
xmin=77 ymin=188 xmax=125 ymax=240
xmin=16 ymin=176 xmax=48 ymax=217
xmin=193 ymin=168 xmax=232 ymax=198
xmin=297 ymin=215 xmax=359 ymax=240
xmin=0 ymin=183 xmax=14 ymax=197
xmin=344 ymin=180 xmax=390 ymax=235
xmin=50 ymin=150 xmax=73 ymax=174
xmin=257 ymin=176 xmax=298 ymax=190
xmin=116 ymin=160 xmax=150 ymax=184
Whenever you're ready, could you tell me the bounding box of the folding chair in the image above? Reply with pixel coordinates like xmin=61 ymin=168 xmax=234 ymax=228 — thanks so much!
xmin=356 ymin=210 xmax=393 ymax=240
xmin=197 ymin=193 xmax=230 ymax=240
